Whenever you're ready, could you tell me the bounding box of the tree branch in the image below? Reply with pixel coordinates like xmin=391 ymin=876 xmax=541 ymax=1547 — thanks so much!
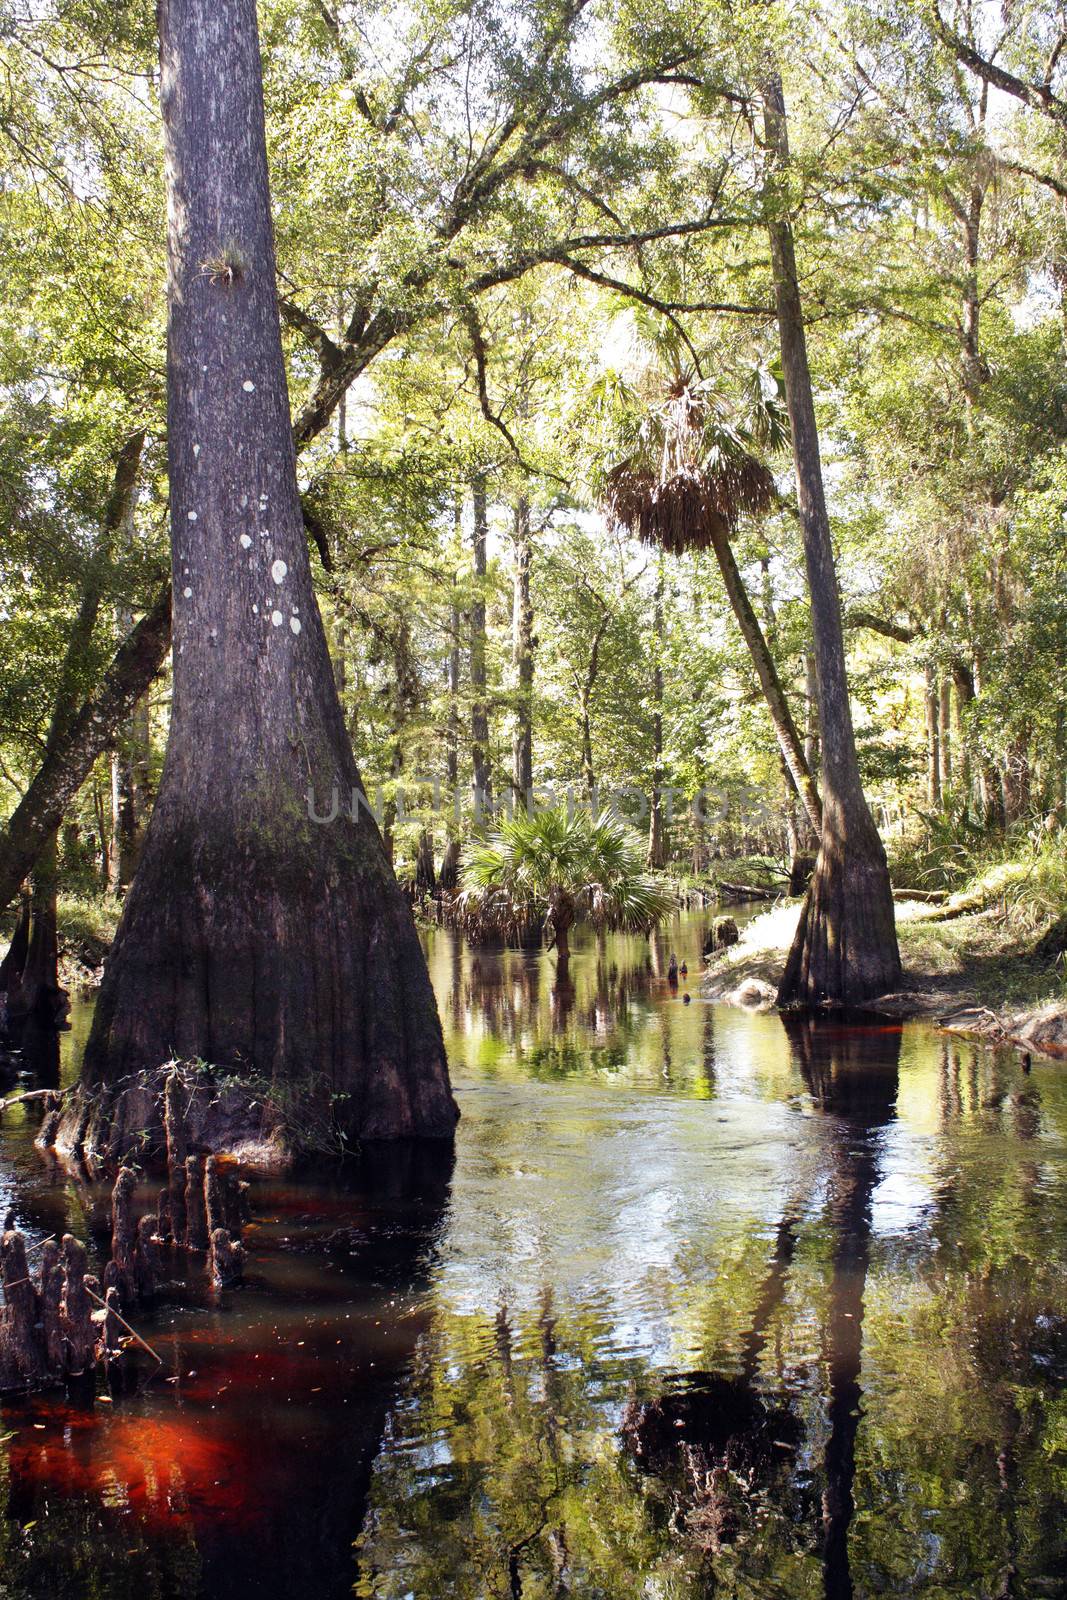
xmin=847 ymin=608 xmax=924 ymax=642
xmin=932 ymin=6 xmax=1067 ymax=127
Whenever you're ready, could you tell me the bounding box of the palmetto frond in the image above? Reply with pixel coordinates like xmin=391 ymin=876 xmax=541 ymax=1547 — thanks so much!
xmin=458 ymin=807 xmax=674 ymax=944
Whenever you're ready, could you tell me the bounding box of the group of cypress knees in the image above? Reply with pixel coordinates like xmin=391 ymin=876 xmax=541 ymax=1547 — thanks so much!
xmin=0 ymin=1077 xmax=249 ymax=1393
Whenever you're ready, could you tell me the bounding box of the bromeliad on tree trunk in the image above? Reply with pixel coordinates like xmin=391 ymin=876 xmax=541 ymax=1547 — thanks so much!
xmin=57 ymin=0 xmax=456 ymax=1169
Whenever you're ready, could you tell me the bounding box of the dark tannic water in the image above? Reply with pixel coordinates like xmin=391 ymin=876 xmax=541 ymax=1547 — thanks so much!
xmin=0 ymin=910 xmax=1065 ymax=1599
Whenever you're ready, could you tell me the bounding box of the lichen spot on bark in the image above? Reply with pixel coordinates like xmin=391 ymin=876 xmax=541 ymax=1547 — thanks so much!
xmin=240 ymin=534 xmax=252 ymax=549
xmin=183 ymin=586 xmax=192 ymax=598
xmin=188 ymin=511 xmax=197 ymax=521
xmin=193 ymin=443 xmax=200 ymax=458
xmin=252 ymin=604 xmax=259 ymax=614
xmin=243 ymin=380 xmax=255 ymax=392
xmin=271 ymin=559 xmax=287 ymax=584
xmin=271 ymin=610 xmax=283 ymax=627
xmin=289 ymin=615 xmax=301 ymax=635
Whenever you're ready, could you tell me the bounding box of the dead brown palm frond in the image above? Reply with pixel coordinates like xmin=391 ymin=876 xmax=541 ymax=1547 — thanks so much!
xmin=603 ymin=455 xmax=776 ymax=556
xmin=599 ymin=370 xmax=780 ymax=555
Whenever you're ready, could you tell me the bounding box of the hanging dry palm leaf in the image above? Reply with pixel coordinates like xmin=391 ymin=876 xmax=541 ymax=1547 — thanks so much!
xmin=600 ymin=374 xmax=778 ymax=554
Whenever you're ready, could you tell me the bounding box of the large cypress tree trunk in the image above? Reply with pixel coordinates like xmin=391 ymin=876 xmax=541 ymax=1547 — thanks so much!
xmin=763 ymin=75 xmax=900 ymax=1007
xmin=58 ymin=0 xmax=455 ymax=1166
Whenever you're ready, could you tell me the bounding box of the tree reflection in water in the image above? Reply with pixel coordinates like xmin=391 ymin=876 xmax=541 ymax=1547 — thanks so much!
xmin=785 ymin=1013 xmax=901 ymax=1600
xmin=3 ymin=917 xmax=1067 ymax=1598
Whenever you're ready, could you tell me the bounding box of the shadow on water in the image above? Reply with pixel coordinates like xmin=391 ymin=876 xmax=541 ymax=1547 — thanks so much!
xmin=0 ymin=1142 xmax=453 ymax=1600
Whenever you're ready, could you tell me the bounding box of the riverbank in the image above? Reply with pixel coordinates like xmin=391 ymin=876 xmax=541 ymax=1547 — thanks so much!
xmin=703 ymin=898 xmax=1067 ymax=1059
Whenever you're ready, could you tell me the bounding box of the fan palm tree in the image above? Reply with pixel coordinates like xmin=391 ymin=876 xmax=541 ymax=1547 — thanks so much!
xmin=592 ymin=329 xmax=822 ymax=841
xmin=458 ymin=806 xmax=675 ymax=966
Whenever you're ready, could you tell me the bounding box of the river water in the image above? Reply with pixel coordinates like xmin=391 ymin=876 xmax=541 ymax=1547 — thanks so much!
xmin=0 ymin=911 xmax=1065 ymax=1598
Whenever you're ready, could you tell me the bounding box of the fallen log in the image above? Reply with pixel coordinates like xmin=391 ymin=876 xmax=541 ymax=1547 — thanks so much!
xmin=716 ymin=881 xmax=778 ymax=903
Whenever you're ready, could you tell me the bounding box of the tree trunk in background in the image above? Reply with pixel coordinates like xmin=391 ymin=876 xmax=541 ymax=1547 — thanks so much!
xmin=381 ymin=622 xmax=413 ymax=866
xmin=925 ymin=666 xmax=941 ymax=808
xmin=960 ymin=178 xmax=987 ymax=416
xmin=0 ymin=592 xmax=173 ymax=918
xmin=0 ymin=891 xmax=30 ymax=999
xmin=441 ymin=523 xmax=463 ymax=891
xmin=764 ymin=74 xmax=901 ymax=1007
xmin=758 ymin=554 xmax=819 ymax=889
xmin=438 ymin=837 xmax=460 ymax=893
xmin=0 ymin=428 xmax=146 ymax=1013
xmin=117 ymin=691 xmax=151 ymax=886
xmin=938 ymin=674 xmax=953 ymax=794
xmin=382 ymin=739 xmax=403 ymax=864
xmin=744 ymin=546 xmax=823 ymax=837
xmin=578 ymin=619 xmax=609 ymax=799
xmin=107 ymin=752 xmax=122 ymax=894
xmin=511 ymin=495 xmax=534 ymax=810
xmin=61 ymin=0 xmax=454 ymax=1164
xmin=971 ymin=652 xmax=1005 ymax=829
xmin=414 ymin=828 xmax=436 ymax=897
xmin=805 ymin=651 xmax=819 ymax=775
xmin=1002 ymin=734 xmax=1032 ymax=825
xmin=647 ymin=562 xmax=667 ymax=868
xmin=470 ymin=474 xmax=493 ymax=824
xmin=951 ymin=661 xmax=973 ymax=818
xmin=447 ymin=594 xmax=461 ymax=797
xmin=19 ymin=831 xmax=65 ymax=1027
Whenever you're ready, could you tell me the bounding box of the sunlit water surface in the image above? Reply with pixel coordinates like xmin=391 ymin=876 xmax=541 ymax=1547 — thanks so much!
xmin=0 ymin=911 xmax=1064 ymax=1599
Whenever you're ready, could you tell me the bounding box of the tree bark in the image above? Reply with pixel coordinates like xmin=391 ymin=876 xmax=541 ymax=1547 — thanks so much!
xmin=938 ymin=672 xmax=953 ymax=793
xmin=59 ymin=0 xmax=455 ymax=1164
xmin=511 ymin=495 xmax=534 ymax=810
xmin=0 ymin=590 xmax=172 ymax=918
xmin=647 ymin=562 xmax=667 ymax=868
xmin=713 ymin=527 xmax=822 ymax=834
xmin=925 ymin=665 xmax=942 ymax=808
xmin=764 ymin=74 xmax=901 ymax=1007
xmin=470 ymin=474 xmax=493 ymax=823
xmin=951 ymin=660 xmax=973 ymax=817
xmin=117 ymin=690 xmax=151 ymax=886
xmin=19 ymin=831 xmax=64 ymax=1026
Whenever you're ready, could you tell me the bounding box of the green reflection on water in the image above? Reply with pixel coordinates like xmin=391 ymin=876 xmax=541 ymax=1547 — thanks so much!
xmin=1 ymin=912 xmax=1067 ymax=1600
xmin=354 ymin=916 xmax=1067 ymax=1598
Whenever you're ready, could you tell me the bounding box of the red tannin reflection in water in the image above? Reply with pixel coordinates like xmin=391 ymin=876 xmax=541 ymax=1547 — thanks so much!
xmin=8 ymin=1406 xmax=253 ymax=1524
